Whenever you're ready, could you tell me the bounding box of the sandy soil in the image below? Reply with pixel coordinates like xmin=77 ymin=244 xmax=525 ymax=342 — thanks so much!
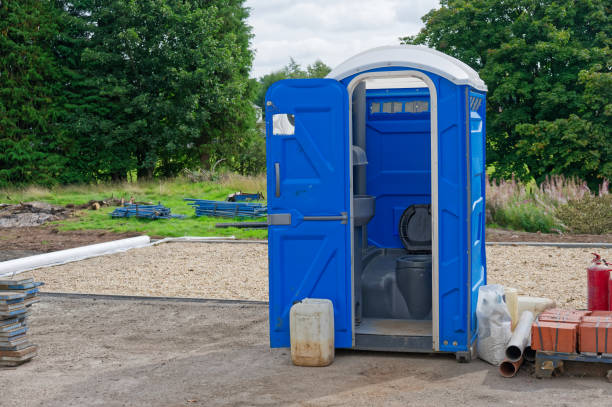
xmin=26 ymin=243 xmax=611 ymax=309
xmin=2 ymin=296 xmax=612 ymax=407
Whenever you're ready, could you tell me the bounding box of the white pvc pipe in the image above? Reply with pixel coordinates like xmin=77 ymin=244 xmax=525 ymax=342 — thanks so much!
xmin=0 ymin=236 xmax=151 ymax=277
xmin=505 ymin=311 xmax=534 ymax=362
xmin=151 ymin=236 xmax=235 ymax=245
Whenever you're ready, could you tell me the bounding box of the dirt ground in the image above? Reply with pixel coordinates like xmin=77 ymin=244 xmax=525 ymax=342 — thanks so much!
xmin=485 ymin=228 xmax=612 ymax=243
xmin=0 ymin=225 xmax=609 ymax=261
xmin=0 ymin=227 xmax=141 ymax=261
xmin=1 ymin=296 xmax=612 ymax=407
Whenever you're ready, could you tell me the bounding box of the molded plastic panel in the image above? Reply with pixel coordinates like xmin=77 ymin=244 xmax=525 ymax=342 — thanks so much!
xmin=468 ymin=91 xmax=487 ymax=342
xmin=266 ymin=79 xmax=352 ymax=349
xmin=365 ymin=88 xmax=432 ymax=248
xmin=436 ymin=78 xmax=468 ymax=352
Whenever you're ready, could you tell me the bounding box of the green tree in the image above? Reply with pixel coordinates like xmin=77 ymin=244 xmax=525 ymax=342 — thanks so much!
xmin=0 ymin=0 xmax=69 ymax=187
xmin=403 ymin=0 xmax=611 ymax=188
xmin=253 ymin=58 xmax=331 ymax=112
xmin=60 ymin=0 xmax=256 ymax=180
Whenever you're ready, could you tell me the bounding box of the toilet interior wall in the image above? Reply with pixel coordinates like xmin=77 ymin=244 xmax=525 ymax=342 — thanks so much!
xmin=364 ymin=84 xmax=432 ymax=248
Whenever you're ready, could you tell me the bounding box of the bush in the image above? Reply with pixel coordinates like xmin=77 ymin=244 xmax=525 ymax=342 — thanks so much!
xmin=486 ymin=175 xmax=610 ymax=234
xmin=488 ymin=201 xmax=559 ymax=233
xmin=556 ymin=195 xmax=612 ymax=234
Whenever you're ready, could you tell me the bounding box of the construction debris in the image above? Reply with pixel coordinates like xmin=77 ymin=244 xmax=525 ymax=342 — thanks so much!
xmin=0 ymin=202 xmax=72 ymax=228
xmin=185 ymin=199 xmax=267 ymax=218
xmin=226 ymin=192 xmax=264 ymax=202
xmin=0 ymin=277 xmax=42 ymax=367
xmin=68 ymin=197 xmax=155 ymax=210
xmin=215 ymin=222 xmax=268 ymax=229
xmin=111 ymin=204 xmax=185 ymax=220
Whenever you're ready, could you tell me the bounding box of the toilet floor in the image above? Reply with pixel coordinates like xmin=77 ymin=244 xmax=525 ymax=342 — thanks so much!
xmin=356 ymin=318 xmax=432 ymax=337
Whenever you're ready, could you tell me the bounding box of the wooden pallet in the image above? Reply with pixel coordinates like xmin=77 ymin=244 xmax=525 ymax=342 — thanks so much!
xmin=535 ymin=350 xmax=612 ymax=378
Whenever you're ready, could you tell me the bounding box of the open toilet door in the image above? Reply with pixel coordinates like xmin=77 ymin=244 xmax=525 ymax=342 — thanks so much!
xmin=265 ymin=79 xmax=352 ymax=348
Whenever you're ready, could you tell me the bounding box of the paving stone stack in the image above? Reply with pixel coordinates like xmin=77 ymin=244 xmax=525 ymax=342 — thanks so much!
xmin=0 ymin=278 xmax=43 ymax=367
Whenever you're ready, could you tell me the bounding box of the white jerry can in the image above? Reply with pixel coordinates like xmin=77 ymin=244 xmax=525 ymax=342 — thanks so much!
xmin=289 ymin=298 xmax=335 ymax=367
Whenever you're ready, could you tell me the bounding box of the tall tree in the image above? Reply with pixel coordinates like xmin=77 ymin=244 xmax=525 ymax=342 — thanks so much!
xmin=403 ymin=0 xmax=611 ymax=188
xmin=60 ymin=0 xmax=256 ymax=180
xmin=0 ymin=0 xmax=69 ymax=187
xmin=253 ymin=58 xmax=331 ymax=112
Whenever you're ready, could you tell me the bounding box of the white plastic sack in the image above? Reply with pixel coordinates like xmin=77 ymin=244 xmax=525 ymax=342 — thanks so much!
xmin=476 ymin=284 xmax=512 ymax=366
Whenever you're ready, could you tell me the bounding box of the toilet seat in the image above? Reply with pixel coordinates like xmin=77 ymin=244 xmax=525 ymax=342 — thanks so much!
xmin=398 ymin=204 xmax=432 ymax=254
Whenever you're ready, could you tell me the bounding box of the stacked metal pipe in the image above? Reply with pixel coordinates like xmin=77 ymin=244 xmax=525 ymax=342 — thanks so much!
xmin=111 ymin=204 xmax=185 ymax=220
xmin=185 ymin=199 xmax=267 ymax=218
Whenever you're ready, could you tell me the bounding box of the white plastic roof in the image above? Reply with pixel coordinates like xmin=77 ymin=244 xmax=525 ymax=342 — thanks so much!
xmin=327 ymin=45 xmax=487 ymax=91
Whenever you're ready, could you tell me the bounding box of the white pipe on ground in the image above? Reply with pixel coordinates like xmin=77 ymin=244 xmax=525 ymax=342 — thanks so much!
xmin=505 ymin=311 xmax=535 ymax=362
xmin=0 ymin=236 xmax=151 ymax=277
xmin=151 ymin=236 xmax=236 ymax=245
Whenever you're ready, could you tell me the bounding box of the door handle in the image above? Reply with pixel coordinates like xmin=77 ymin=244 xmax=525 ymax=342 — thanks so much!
xmin=275 ymin=162 xmax=280 ymax=197
xmin=303 ymin=212 xmax=348 ymax=224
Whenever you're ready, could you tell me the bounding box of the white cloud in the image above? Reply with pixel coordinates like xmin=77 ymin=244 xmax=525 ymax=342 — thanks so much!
xmin=246 ymin=0 xmax=440 ymax=78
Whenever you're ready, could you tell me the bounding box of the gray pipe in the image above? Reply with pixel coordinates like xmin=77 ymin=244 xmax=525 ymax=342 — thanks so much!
xmin=351 ymin=81 xmax=367 ymax=324
xmin=352 ymin=81 xmax=366 ymax=195
xmin=505 ymin=311 xmax=534 ymax=362
xmin=523 ymin=346 xmax=536 ymax=362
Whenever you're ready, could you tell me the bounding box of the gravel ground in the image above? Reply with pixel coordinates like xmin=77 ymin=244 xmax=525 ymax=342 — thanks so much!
xmin=30 ymin=242 xmax=269 ymax=300
xmin=27 ymin=243 xmax=612 ymax=308
xmin=487 ymin=246 xmax=612 ymax=309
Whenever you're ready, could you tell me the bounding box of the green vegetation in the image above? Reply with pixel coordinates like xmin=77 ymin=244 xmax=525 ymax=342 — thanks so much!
xmin=557 ymin=194 xmax=612 ymax=234
xmin=2 ymin=173 xmax=609 ymax=236
xmin=487 ymin=175 xmax=611 ymax=234
xmin=403 ymin=0 xmax=611 ymax=189
xmin=0 ymin=0 xmax=68 ymax=186
xmin=253 ymin=58 xmax=332 ymax=116
xmin=1 ymin=0 xmax=260 ymax=187
xmin=1 ymin=175 xmax=268 ymax=239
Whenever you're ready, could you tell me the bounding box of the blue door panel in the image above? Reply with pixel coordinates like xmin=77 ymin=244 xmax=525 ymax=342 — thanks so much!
xmin=437 ymin=82 xmax=468 ymax=352
xmin=266 ymin=78 xmax=352 ymax=349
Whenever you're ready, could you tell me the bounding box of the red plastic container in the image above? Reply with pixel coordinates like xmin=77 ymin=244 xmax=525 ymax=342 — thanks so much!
xmin=587 ymin=253 xmax=611 ymax=311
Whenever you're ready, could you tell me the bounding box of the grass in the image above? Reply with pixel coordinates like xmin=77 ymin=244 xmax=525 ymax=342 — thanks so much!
xmin=0 ymin=174 xmax=268 ymax=239
xmin=3 ymin=172 xmax=608 ymax=237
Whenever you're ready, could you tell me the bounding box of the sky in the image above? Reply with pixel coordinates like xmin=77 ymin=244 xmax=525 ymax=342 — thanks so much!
xmin=245 ymin=0 xmax=441 ymax=79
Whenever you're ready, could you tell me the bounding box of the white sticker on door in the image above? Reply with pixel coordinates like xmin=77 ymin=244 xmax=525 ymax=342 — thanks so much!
xmin=273 ymin=114 xmax=295 ymax=135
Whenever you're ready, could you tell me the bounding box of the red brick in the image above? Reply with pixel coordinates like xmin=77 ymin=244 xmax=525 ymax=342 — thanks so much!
xmin=589 ymin=310 xmax=612 ymax=318
xmin=531 ymin=321 xmax=578 ymax=353
xmin=540 ymin=308 xmax=591 ymax=317
xmin=583 ymin=316 xmax=612 ymax=324
xmin=579 ymin=321 xmax=612 ymax=354
xmin=538 ymin=309 xmax=591 ymax=324
xmin=538 ymin=313 xmax=583 ymax=324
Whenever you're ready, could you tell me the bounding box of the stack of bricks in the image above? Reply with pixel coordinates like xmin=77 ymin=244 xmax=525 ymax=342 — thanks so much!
xmin=531 ymin=308 xmax=612 ymax=355
xmin=0 ymin=278 xmax=43 ymax=367
xmin=531 ymin=309 xmax=592 ymax=353
xmin=579 ymin=311 xmax=612 ymax=356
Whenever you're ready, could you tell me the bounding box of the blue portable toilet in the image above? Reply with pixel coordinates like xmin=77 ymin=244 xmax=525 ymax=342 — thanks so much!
xmin=265 ymin=45 xmax=487 ymax=361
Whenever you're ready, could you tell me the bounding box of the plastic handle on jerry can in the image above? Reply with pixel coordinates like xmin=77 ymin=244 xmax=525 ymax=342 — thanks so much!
xmin=275 ymin=162 xmax=280 ymax=197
